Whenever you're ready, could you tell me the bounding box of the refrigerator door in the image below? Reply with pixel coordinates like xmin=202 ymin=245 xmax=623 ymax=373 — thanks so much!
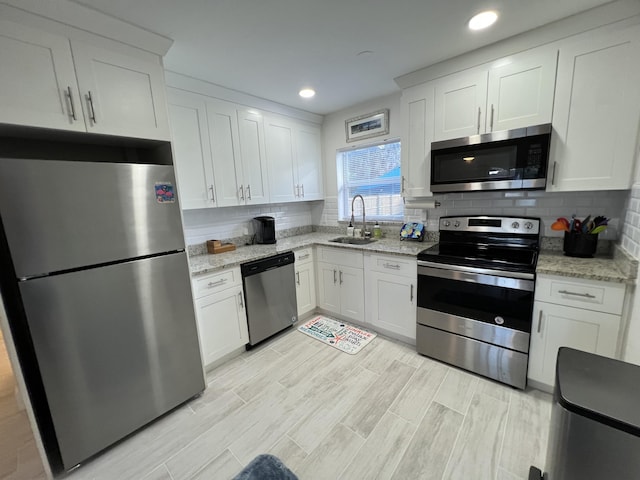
xmin=18 ymin=252 xmax=204 ymax=470
xmin=0 ymin=158 xmax=185 ymax=278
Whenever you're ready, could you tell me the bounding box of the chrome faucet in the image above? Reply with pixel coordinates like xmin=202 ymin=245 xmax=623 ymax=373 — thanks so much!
xmin=351 ymin=194 xmax=366 ymax=237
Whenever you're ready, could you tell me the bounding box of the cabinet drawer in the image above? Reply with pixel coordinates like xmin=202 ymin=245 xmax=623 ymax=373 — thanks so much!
xmin=316 ymin=246 xmax=363 ymax=269
xmin=294 ymin=247 xmax=313 ymax=265
xmin=365 ymin=253 xmax=417 ymax=278
xmin=535 ymin=274 xmax=626 ymax=315
xmin=192 ymin=267 xmax=241 ymax=299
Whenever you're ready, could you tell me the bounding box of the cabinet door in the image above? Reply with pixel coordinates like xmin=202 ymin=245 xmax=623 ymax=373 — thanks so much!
xmin=529 ymin=302 xmax=620 ymax=388
xmin=237 ymin=109 xmax=270 ymax=204
xmin=70 ymin=42 xmax=170 ymax=140
xmin=295 ymin=262 xmax=316 ymax=317
xmin=194 ymin=285 xmax=249 ymax=367
xmin=265 ymin=117 xmax=298 ymax=203
xmin=339 ymin=265 xmax=364 ymax=322
xmin=295 ymin=124 xmax=324 ymax=201
xmin=367 ymin=271 xmax=416 ymax=340
xmin=0 ymin=20 xmax=84 ymax=132
xmin=316 ymin=262 xmax=341 ymax=315
xmin=207 ymin=99 xmax=242 ymax=207
xmin=433 ymin=70 xmax=488 ymax=141
xmin=167 ymin=90 xmax=215 ymax=209
xmin=548 ymin=27 xmax=640 ymax=192
xmin=487 ymin=49 xmax=557 ymax=132
xmin=401 ymin=83 xmax=434 ymax=197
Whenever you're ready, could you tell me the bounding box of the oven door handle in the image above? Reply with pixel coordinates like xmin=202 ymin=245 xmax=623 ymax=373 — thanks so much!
xmin=417 ymin=264 xmax=535 ymax=292
xmin=417 ymin=260 xmax=535 ymax=280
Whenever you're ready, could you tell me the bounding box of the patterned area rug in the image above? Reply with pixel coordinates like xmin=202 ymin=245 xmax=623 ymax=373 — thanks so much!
xmin=297 ymin=316 xmax=376 ymax=354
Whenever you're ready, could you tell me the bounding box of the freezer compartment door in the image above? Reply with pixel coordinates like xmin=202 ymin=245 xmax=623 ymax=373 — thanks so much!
xmin=0 ymin=158 xmax=185 ymax=278
xmin=18 ymin=252 xmax=204 ymax=470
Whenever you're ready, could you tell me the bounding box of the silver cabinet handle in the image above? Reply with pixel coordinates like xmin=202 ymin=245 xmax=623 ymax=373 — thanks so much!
xmin=333 ymin=269 xmax=337 ymax=284
xmin=238 ymin=291 xmax=244 ymax=309
xmin=296 ymin=271 xmax=300 ymax=285
xmin=301 ymin=184 xmax=304 ymax=198
xmin=207 ymin=278 xmax=227 ymax=288
xmin=551 ymin=161 xmax=558 ymax=186
xmin=295 ymin=184 xmax=299 ymax=197
xmin=537 ymin=309 xmax=544 ymax=333
xmin=401 ymin=176 xmax=406 ymax=194
xmin=490 ymin=104 xmax=494 ymax=131
xmin=86 ymin=90 xmax=97 ymax=124
xmin=65 ymin=86 xmax=77 ymax=120
xmin=298 ymin=253 xmax=310 ymax=260
xmin=208 ymin=185 xmax=215 ymax=202
xmin=239 ymin=185 xmax=244 ymax=200
xmin=383 ymin=262 xmax=401 ymax=270
xmin=558 ymin=290 xmax=596 ymax=299
xmin=246 ymin=184 xmax=251 ymax=200
xmin=339 ymin=270 xmax=343 ymax=285
xmin=477 ymin=107 xmax=481 ymax=134
xmin=410 ymin=284 xmax=414 ymax=302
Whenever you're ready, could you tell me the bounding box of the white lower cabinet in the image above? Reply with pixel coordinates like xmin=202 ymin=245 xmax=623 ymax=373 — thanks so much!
xmin=528 ymin=274 xmax=626 ymax=391
xmin=192 ymin=268 xmax=249 ymax=368
xmin=294 ymin=248 xmax=316 ymax=317
xmin=316 ymin=247 xmax=364 ymax=322
xmin=364 ymin=253 xmax=417 ymax=341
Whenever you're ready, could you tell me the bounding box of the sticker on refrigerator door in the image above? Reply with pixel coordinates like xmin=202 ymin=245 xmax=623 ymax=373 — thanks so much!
xmin=155 ymin=182 xmax=175 ymax=203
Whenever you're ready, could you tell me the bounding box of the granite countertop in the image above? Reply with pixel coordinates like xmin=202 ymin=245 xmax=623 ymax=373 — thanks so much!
xmin=537 ymin=246 xmax=637 ymax=284
xmin=189 ymin=232 xmax=434 ymax=276
xmin=189 ymin=232 xmax=638 ymax=284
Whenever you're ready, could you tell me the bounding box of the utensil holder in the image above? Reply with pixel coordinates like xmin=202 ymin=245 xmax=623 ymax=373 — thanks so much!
xmin=563 ymin=232 xmax=598 ymax=258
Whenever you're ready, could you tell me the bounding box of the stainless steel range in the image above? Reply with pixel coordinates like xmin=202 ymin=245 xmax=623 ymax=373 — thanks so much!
xmin=416 ymin=215 xmax=540 ymax=389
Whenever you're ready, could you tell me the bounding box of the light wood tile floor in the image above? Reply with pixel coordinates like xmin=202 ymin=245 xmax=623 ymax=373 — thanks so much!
xmin=66 ymin=326 xmax=552 ymax=480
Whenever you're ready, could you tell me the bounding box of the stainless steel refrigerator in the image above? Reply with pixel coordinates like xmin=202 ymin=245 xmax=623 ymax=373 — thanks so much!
xmin=0 ymin=158 xmax=205 ymax=474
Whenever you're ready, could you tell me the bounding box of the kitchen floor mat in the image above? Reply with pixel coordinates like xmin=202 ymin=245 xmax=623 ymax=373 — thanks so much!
xmin=297 ymin=315 xmax=376 ymax=354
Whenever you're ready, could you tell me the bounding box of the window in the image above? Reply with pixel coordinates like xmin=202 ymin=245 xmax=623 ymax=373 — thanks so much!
xmin=337 ymin=140 xmax=403 ymax=221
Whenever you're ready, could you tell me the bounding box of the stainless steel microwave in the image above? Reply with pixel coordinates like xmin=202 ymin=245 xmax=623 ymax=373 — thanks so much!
xmin=430 ymin=123 xmax=552 ymax=193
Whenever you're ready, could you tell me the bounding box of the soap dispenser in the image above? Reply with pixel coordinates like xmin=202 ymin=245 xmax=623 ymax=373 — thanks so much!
xmin=347 ymin=221 xmax=354 ymax=237
xmin=373 ymin=221 xmax=382 ymax=238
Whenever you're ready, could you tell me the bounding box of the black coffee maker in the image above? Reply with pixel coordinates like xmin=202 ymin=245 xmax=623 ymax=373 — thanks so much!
xmin=252 ymin=216 xmax=276 ymax=244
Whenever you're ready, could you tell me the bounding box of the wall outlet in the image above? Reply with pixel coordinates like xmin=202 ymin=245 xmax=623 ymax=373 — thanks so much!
xmin=243 ymin=227 xmax=249 ymax=235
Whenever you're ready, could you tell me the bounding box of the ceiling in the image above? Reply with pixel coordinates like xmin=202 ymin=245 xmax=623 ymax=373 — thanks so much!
xmin=71 ymin=0 xmax=613 ymax=115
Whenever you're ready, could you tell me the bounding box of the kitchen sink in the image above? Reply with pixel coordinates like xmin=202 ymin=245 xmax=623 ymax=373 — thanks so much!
xmin=329 ymin=236 xmax=377 ymax=245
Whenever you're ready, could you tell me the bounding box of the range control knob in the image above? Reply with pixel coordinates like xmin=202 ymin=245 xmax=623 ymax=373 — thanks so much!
xmin=453 ymin=221 xmax=460 ymax=228
xmin=511 ymin=221 xmax=520 ymax=229
xmin=443 ymin=220 xmax=451 ymax=227
xmin=524 ymin=222 xmax=534 ymax=230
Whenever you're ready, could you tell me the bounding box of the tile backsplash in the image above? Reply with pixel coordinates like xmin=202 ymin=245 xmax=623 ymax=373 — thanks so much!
xmin=321 ymin=190 xmax=627 ymax=241
xmin=620 ymin=183 xmax=640 ymax=258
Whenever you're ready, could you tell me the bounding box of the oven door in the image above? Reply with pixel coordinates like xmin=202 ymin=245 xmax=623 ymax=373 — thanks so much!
xmin=417 ymin=262 xmax=534 ymax=353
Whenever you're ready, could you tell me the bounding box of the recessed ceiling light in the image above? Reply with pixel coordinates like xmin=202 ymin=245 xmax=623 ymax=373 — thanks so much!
xmin=299 ymin=88 xmax=316 ymax=98
xmin=468 ymin=11 xmax=498 ymax=30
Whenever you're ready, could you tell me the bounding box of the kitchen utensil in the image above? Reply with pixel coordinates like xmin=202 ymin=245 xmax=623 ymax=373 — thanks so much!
xmin=581 ymin=215 xmax=591 ymax=233
xmin=551 ymin=220 xmax=569 ymax=232
xmin=573 ymin=219 xmax=582 ymax=233
xmin=590 ymin=225 xmax=607 ymax=234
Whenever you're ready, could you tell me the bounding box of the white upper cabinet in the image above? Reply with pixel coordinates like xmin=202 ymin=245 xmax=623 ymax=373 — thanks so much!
xmin=434 ymin=69 xmax=488 ymax=141
xmin=167 ymin=89 xmax=216 ymax=209
xmin=433 ymin=48 xmax=557 ymax=141
xmin=0 ymin=20 xmax=170 ymax=140
xmin=237 ymin=109 xmax=270 ymax=205
xmin=400 ymin=82 xmax=434 ymax=197
xmin=206 ymin=99 xmax=244 ymax=207
xmin=0 ymin=21 xmax=84 ymax=132
xmin=487 ymin=49 xmax=557 ymax=133
xmin=265 ymin=114 xmax=323 ymax=203
xmin=547 ymin=26 xmax=640 ymax=192
xmin=71 ymin=42 xmax=170 ymax=140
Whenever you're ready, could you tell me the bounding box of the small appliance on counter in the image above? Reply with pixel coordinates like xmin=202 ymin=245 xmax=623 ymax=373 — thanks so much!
xmin=252 ymin=216 xmax=276 ymax=244
xmin=400 ymin=222 xmax=425 ymax=241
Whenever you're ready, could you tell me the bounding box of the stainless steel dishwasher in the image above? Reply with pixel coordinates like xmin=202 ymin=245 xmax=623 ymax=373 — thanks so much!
xmin=241 ymin=251 xmax=298 ymax=346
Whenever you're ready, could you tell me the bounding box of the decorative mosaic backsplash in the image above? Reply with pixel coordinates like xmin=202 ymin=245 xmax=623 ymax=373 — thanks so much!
xmin=620 ymin=183 xmax=640 ymax=259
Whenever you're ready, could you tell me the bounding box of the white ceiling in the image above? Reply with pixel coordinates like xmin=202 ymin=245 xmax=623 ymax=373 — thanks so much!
xmin=71 ymin=0 xmax=613 ymax=115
